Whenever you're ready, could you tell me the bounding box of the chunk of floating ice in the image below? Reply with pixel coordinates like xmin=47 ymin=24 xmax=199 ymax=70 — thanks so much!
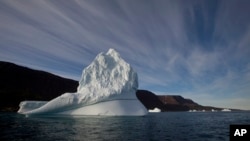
xmin=148 ymin=108 xmax=161 ymax=113
xmin=18 ymin=49 xmax=148 ymax=116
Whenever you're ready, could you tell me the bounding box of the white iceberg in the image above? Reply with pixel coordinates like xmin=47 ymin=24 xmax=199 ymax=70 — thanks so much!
xmin=18 ymin=49 xmax=147 ymax=116
xmin=148 ymin=108 xmax=161 ymax=113
xmin=221 ymin=108 xmax=231 ymax=112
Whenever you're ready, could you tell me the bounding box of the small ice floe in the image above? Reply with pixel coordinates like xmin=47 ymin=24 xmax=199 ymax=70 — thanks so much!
xmin=148 ymin=108 xmax=161 ymax=113
xmin=189 ymin=109 xmax=197 ymax=112
xmin=211 ymin=109 xmax=217 ymax=112
xmin=221 ymin=108 xmax=231 ymax=112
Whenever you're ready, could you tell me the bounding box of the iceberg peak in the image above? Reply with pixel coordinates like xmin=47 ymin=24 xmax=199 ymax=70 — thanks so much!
xmin=77 ymin=48 xmax=138 ymax=103
xmin=107 ymin=48 xmax=120 ymax=58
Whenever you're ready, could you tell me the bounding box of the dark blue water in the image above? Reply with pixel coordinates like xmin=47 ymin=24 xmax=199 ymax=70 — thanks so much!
xmin=1 ymin=112 xmax=250 ymax=141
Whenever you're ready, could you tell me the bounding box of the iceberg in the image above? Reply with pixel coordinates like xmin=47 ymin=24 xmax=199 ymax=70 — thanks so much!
xmin=18 ymin=49 xmax=148 ymax=116
xmin=148 ymin=108 xmax=161 ymax=113
xmin=221 ymin=108 xmax=231 ymax=112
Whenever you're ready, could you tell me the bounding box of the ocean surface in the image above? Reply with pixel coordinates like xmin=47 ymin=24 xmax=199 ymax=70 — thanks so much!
xmin=1 ymin=112 xmax=250 ymax=141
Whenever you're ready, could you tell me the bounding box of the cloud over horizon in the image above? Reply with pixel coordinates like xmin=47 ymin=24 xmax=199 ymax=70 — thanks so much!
xmin=1 ymin=0 xmax=250 ymax=110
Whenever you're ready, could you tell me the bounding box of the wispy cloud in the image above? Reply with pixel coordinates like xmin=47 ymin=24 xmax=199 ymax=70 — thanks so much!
xmin=0 ymin=0 xmax=249 ymax=109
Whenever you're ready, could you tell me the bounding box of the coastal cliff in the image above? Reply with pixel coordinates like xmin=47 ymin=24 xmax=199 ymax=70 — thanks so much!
xmin=0 ymin=61 xmax=78 ymax=111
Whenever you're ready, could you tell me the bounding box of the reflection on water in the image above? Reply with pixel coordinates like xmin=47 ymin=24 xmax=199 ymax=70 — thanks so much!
xmin=1 ymin=112 xmax=250 ymax=141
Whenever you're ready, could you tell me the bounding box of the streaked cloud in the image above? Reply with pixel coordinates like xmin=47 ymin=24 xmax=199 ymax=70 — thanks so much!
xmin=0 ymin=0 xmax=249 ymax=110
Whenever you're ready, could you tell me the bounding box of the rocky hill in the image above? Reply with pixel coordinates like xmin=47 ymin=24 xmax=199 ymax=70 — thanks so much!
xmin=0 ymin=61 xmax=78 ymax=111
xmin=136 ymin=90 xmax=224 ymax=112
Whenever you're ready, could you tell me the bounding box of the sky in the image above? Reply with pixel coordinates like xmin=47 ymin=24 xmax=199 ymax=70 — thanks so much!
xmin=0 ymin=0 xmax=250 ymax=110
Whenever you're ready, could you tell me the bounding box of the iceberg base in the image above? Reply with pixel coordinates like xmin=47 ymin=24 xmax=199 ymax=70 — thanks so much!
xmin=18 ymin=100 xmax=148 ymax=116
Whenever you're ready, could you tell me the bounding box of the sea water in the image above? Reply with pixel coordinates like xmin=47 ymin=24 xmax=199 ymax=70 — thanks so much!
xmin=1 ymin=112 xmax=250 ymax=141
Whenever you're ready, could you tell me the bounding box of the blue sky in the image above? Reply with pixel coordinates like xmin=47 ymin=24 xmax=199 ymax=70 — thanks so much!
xmin=1 ymin=0 xmax=250 ymax=110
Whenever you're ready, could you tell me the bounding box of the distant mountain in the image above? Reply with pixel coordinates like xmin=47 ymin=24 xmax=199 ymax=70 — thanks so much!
xmin=136 ymin=90 xmax=234 ymax=112
xmin=0 ymin=61 xmax=78 ymax=111
xmin=0 ymin=61 xmax=236 ymax=112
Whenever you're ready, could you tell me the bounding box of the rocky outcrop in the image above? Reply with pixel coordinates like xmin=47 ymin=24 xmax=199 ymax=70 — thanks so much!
xmin=137 ymin=90 xmax=224 ymax=112
xmin=136 ymin=90 xmax=164 ymax=110
xmin=0 ymin=61 xmax=78 ymax=111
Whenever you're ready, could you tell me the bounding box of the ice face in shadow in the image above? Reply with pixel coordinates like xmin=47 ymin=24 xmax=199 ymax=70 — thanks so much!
xmin=18 ymin=49 xmax=147 ymax=116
